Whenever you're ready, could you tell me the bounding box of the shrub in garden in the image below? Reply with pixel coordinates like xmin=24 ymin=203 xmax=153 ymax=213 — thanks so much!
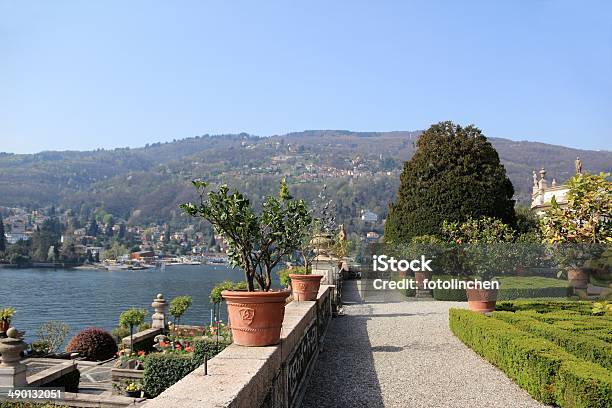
xmin=492 ymin=310 xmax=612 ymax=369
xmin=143 ymin=353 xmax=199 ymax=397
xmin=450 ymin=309 xmax=612 ymax=407
xmin=432 ymin=275 xmax=467 ymax=301
xmin=34 ymin=321 xmax=70 ymax=353
xmin=65 ymin=327 xmax=118 ymax=361
xmin=192 ymin=336 xmax=231 ymax=364
xmin=142 ymin=336 xmax=230 ymax=397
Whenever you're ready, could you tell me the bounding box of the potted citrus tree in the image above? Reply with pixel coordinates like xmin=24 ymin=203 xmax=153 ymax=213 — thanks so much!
xmin=540 ymin=172 xmax=611 ymax=291
xmin=181 ymin=179 xmax=311 ymax=346
xmin=288 ymin=185 xmax=342 ymax=301
xmin=443 ymin=217 xmax=516 ymax=312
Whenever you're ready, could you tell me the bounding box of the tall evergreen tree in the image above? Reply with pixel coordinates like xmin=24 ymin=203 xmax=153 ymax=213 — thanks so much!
xmin=117 ymin=223 xmax=126 ymax=240
xmin=31 ymin=218 xmax=61 ymax=261
xmin=0 ymin=217 xmax=6 ymax=252
xmin=385 ymin=121 xmax=516 ymax=242
xmin=87 ymin=216 xmax=99 ymax=237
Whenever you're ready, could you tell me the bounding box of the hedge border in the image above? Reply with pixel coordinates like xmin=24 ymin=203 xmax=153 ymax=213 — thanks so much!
xmin=142 ymin=337 xmax=230 ymax=397
xmin=431 ymin=276 xmax=573 ymax=302
xmin=449 ymin=309 xmax=612 ymax=408
xmin=492 ymin=311 xmax=612 ymax=370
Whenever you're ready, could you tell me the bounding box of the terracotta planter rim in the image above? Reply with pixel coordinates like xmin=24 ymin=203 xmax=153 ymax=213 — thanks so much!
xmin=289 ymin=274 xmax=323 ymax=280
xmin=221 ymin=289 xmax=291 ymax=299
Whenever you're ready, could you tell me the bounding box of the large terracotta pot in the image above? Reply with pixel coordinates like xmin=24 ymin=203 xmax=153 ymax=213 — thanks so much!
xmin=222 ymin=290 xmax=290 ymax=347
xmin=466 ymin=288 xmax=498 ymax=313
xmin=290 ymin=274 xmax=323 ymax=301
xmin=567 ymin=268 xmax=589 ymax=290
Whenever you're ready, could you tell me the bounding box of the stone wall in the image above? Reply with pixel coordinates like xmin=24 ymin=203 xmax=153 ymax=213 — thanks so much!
xmin=145 ymin=285 xmax=334 ymax=408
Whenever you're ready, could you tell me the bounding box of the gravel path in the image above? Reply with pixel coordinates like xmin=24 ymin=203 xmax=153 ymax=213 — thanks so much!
xmin=301 ymin=280 xmax=547 ymax=408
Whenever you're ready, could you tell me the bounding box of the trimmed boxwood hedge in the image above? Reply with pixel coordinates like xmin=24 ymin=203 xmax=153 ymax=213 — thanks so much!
xmin=432 ymin=275 xmax=467 ymax=301
xmin=497 ymin=277 xmax=572 ymax=300
xmin=449 ymin=309 xmax=612 ymax=408
xmin=492 ymin=311 xmax=612 ymax=370
xmin=143 ymin=337 xmax=230 ymax=397
xmin=143 ymin=352 xmax=197 ymax=398
xmin=495 ymin=300 xmax=594 ymax=314
xmin=431 ymin=276 xmax=572 ymax=302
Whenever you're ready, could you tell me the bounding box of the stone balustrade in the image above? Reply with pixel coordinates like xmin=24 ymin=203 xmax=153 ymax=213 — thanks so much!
xmin=145 ymin=285 xmax=334 ymax=408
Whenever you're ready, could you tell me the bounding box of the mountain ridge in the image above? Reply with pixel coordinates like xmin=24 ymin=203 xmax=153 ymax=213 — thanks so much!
xmin=0 ymin=130 xmax=610 ymax=229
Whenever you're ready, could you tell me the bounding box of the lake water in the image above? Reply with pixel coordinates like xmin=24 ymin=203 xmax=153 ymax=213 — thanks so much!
xmin=0 ymin=265 xmax=278 ymax=343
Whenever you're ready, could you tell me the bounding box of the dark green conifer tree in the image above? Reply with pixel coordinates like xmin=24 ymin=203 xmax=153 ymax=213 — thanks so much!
xmin=385 ymin=121 xmax=516 ymax=242
xmin=0 ymin=217 xmax=6 ymax=252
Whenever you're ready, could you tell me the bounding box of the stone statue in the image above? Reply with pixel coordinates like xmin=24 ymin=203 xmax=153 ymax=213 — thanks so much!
xmin=338 ymin=224 xmax=347 ymax=242
xmin=575 ymin=156 xmax=582 ymax=174
xmin=532 ymin=170 xmax=538 ymax=187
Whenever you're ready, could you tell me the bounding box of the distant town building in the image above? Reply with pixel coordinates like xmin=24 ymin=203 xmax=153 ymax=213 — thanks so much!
xmin=131 ymin=250 xmax=156 ymax=263
xmin=361 ymin=210 xmax=378 ymax=223
xmin=366 ymin=231 xmax=380 ymax=243
xmin=5 ymin=219 xmax=29 ymax=243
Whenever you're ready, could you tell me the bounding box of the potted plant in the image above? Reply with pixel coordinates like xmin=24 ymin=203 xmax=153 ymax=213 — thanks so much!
xmin=124 ymin=380 xmax=142 ymax=398
xmin=443 ymin=217 xmax=516 ymax=313
xmin=0 ymin=307 xmax=15 ymax=333
xmin=540 ymin=172 xmax=611 ymax=292
xmin=280 ymin=266 xmax=323 ymax=301
xmin=287 ymin=185 xmax=342 ymax=301
xmin=181 ymin=179 xmax=311 ymax=346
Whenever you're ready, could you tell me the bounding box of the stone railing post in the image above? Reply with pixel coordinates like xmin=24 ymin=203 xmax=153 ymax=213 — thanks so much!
xmin=151 ymin=294 xmax=168 ymax=330
xmin=0 ymin=328 xmax=28 ymax=390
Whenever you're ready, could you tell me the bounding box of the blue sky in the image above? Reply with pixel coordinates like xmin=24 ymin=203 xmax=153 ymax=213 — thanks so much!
xmin=1 ymin=1 xmax=610 ymax=153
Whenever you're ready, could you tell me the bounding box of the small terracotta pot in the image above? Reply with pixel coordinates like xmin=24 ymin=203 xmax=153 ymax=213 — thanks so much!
xmin=466 ymin=288 xmax=498 ymax=313
xmin=0 ymin=319 xmax=9 ymax=333
xmin=567 ymin=268 xmax=589 ymax=290
xmin=222 ymin=290 xmax=290 ymax=347
xmin=414 ymin=271 xmax=432 ymax=290
xmin=515 ymin=265 xmax=526 ymax=277
xmin=290 ymin=274 xmax=323 ymax=301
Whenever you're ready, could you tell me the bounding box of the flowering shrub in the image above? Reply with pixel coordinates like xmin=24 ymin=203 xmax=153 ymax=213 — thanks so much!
xmin=65 ymin=327 xmax=118 ymax=361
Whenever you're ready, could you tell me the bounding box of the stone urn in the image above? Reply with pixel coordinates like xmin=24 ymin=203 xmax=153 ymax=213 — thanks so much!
xmin=309 ymin=233 xmax=334 ymax=255
xmin=221 ymin=290 xmax=290 ymax=347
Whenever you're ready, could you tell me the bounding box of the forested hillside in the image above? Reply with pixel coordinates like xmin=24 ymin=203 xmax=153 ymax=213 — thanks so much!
xmin=0 ymin=130 xmax=610 ymax=231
